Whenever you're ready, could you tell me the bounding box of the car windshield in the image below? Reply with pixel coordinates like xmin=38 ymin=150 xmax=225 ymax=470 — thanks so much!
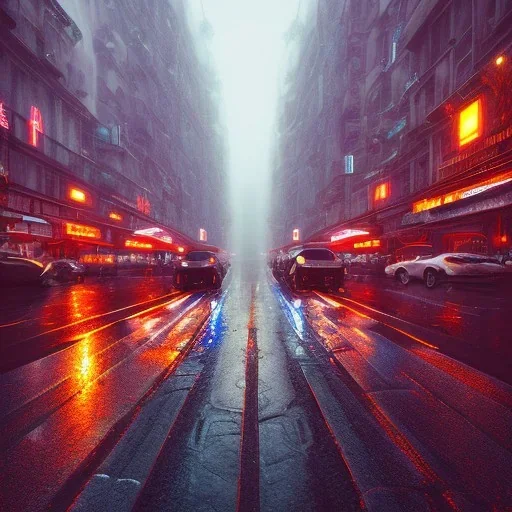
xmin=444 ymin=255 xmax=499 ymax=264
xmin=186 ymin=251 xmax=215 ymax=261
xmin=299 ymin=249 xmax=335 ymax=261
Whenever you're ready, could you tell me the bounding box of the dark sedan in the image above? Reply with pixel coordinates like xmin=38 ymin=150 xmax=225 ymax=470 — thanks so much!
xmin=173 ymin=251 xmax=225 ymax=291
xmin=283 ymin=247 xmax=345 ymax=292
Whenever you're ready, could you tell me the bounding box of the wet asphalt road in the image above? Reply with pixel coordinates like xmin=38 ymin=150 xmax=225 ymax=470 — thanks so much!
xmin=1 ymin=263 xmax=512 ymax=511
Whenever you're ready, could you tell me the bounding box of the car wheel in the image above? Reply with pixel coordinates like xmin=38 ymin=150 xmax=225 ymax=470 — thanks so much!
xmin=424 ymin=269 xmax=438 ymax=289
xmin=396 ymin=269 xmax=410 ymax=285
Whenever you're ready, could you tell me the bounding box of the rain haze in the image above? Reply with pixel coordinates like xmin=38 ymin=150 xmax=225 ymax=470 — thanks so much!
xmin=189 ymin=0 xmax=306 ymax=257
xmin=2 ymin=1 xmax=512 ymax=510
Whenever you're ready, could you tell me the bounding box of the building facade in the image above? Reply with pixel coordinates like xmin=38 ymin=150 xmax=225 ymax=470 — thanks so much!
xmin=0 ymin=0 xmax=227 ymax=261
xmin=272 ymin=0 xmax=512 ymax=260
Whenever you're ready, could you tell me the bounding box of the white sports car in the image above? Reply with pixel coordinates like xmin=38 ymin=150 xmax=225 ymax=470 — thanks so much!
xmin=385 ymin=253 xmax=505 ymax=289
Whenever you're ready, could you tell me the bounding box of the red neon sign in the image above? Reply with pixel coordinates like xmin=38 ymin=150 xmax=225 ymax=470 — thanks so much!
xmin=136 ymin=196 xmax=151 ymax=215
xmin=29 ymin=106 xmax=44 ymax=147
xmin=0 ymin=103 xmax=9 ymax=130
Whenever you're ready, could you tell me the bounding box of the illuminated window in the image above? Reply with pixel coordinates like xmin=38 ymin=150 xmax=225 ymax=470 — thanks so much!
xmin=292 ymin=228 xmax=300 ymax=241
xmin=29 ymin=106 xmax=44 ymax=146
xmin=459 ymin=98 xmax=482 ymax=147
xmin=109 ymin=212 xmax=122 ymax=221
xmin=69 ymin=187 xmax=87 ymax=203
xmin=374 ymin=183 xmax=389 ymax=202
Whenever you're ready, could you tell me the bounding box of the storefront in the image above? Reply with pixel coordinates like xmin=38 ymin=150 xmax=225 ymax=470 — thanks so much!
xmin=402 ymin=170 xmax=512 ymax=257
xmin=0 ymin=212 xmax=54 ymax=261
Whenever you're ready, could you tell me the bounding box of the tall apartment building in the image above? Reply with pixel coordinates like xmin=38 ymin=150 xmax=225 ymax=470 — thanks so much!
xmin=272 ymin=0 xmax=512 ymax=258
xmin=0 ymin=0 xmax=227 ymax=259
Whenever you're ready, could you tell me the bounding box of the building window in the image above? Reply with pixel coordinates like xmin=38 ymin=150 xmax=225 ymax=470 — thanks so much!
xmin=374 ymin=182 xmax=389 ymax=203
xmin=459 ymin=98 xmax=482 ymax=147
xmin=344 ymin=155 xmax=354 ymax=174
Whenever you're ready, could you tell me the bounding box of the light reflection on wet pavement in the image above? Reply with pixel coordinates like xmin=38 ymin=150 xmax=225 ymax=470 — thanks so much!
xmin=1 ymin=265 xmax=512 ymax=511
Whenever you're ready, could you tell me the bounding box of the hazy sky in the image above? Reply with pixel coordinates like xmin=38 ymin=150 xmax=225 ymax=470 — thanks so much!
xmin=190 ymin=0 xmax=303 ymax=255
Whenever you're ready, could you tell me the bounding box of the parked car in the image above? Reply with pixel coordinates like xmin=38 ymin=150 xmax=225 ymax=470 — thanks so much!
xmin=385 ymin=253 xmax=505 ymax=289
xmin=0 ymin=255 xmax=44 ymax=285
xmin=282 ymin=247 xmax=345 ymax=292
xmin=173 ymin=251 xmax=225 ymax=291
xmin=40 ymin=259 xmax=86 ymax=285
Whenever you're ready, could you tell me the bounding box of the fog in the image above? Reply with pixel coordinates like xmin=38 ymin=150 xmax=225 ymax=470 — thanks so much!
xmin=187 ymin=0 xmax=308 ymax=257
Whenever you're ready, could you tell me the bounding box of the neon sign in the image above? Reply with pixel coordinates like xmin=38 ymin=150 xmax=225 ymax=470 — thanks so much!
xmin=125 ymin=239 xmax=153 ymax=249
xmin=413 ymin=171 xmax=512 ymax=214
xmin=0 ymin=103 xmax=9 ymax=130
xmin=459 ymin=98 xmax=481 ymax=147
xmin=109 ymin=212 xmax=122 ymax=221
xmin=136 ymin=195 xmax=151 ymax=215
xmin=69 ymin=187 xmax=87 ymax=203
xmin=65 ymin=222 xmax=101 ymax=239
xmin=29 ymin=106 xmax=44 ymax=146
xmin=331 ymin=229 xmax=370 ymax=242
xmin=354 ymin=240 xmax=381 ymax=249
xmin=374 ymin=182 xmax=389 ymax=202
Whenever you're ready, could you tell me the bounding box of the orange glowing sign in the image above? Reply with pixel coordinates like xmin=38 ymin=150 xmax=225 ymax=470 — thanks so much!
xmin=413 ymin=171 xmax=512 ymax=214
xmin=292 ymin=228 xmax=300 ymax=241
xmin=459 ymin=98 xmax=482 ymax=147
xmin=374 ymin=183 xmax=389 ymax=202
xmin=125 ymin=239 xmax=153 ymax=249
xmin=28 ymin=106 xmax=43 ymax=146
xmin=109 ymin=212 xmax=122 ymax=221
xmin=81 ymin=254 xmax=115 ymax=265
xmin=69 ymin=187 xmax=87 ymax=203
xmin=354 ymin=239 xmax=381 ymax=249
xmin=65 ymin=222 xmax=101 ymax=239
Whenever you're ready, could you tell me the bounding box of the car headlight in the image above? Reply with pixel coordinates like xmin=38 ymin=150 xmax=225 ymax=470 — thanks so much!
xmin=181 ymin=261 xmax=188 ymax=267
